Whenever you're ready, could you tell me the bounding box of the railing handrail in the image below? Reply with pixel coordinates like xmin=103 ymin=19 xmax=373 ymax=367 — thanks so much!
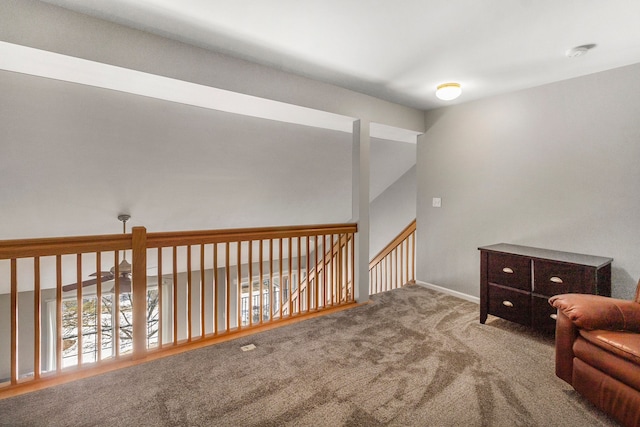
xmin=369 ymin=220 xmax=416 ymax=269
xmin=0 ymin=223 xmax=357 ymax=260
xmin=0 ymin=234 xmax=131 ymax=259
xmin=146 ymin=223 xmax=357 ymax=248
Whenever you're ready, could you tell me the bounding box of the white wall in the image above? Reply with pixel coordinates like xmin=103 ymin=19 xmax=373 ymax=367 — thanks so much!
xmin=370 ymin=166 xmax=416 ymax=259
xmin=0 ymin=69 xmax=354 ymax=239
xmin=417 ymin=62 xmax=640 ymax=300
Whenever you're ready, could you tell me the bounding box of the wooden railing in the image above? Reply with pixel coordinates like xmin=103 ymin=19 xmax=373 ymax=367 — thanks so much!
xmin=289 ymin=233 xmax=355 ymax=314
xmin=0 ymin=223 xmax=357 ymax=392
xmin=369 ymin=220 xmax=416 ymax=295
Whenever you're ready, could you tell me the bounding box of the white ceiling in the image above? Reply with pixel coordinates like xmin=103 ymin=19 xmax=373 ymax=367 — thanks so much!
xmin=39 ymin=0 xmax=640 ymax=110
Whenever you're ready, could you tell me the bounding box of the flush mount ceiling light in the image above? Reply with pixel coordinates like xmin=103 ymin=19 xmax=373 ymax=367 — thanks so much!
xmin=566 ymin=44 xmax=597 ymax=58
xmin=435 ymin=82 xmax=462 ymax=101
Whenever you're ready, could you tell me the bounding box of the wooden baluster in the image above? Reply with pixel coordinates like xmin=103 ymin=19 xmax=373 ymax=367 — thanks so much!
xmin=212 ymin=243 xmax=217 ymax=335
xmin=336 ymin=236 xmax=340 ymax=302
xmin=187 ymin=245 xmax=192 ymax=342
xmin=396 ymin=246 xmax=400 ymax=289
xmin=10 ymin=259 xmax=17 ymax=384
xmin=313 ymin=235 xmax=317 ymax=310
xmin=332 ymin=238 xmax=336 ymax=303
xmin=394 ymin=243 xmax=398 ymax=287
xmin=306 ymin=236 xmax=313 ymax=313
xmin=96 ymin=253 xmax=102 ymax=361
xmin=259 ymin=240 xmax=264 ymax=323
xmin=76 ymin=254 xmax=83 ymax=366
xmin=336 ymin=235 xmax=340 ymax=303
xmin=237 ymin=241 xmax=242 ymax=329
xmin=248 ymin=240 xmax=253 ymax=327
xmin=411 ymin=232 xmax=416 ymax=281
xmin=172 ymin=247 xmax=178 ymax=345
xmin=400 ymin=239 xmax=404 ymax=287
xmin=404 ymin=239 xmax=409 ymax=285
xmin=288 ymin=237 xmax=292 ymax=317
xmin=384 ymin=254 xmax=389 ymax=293
xmin=132 ymin=227 xmax=147 ymax=358
xmin=297 ymin=236 xmax=301 ymax=314
xmin=200 ymin=244 xmax=205 ymax=338
xmin=56 ymin=255 xmax=62 ymax=372
xmin=269 ymin=239 xmax=274 ymax=320
xmin=322 ymin=235 xmax=327 ymax=307
xmin=278 ymin=239 xmax=283 ymax=318
xmin=34 ymin=257 xmax=41 ymax=379
xmin=157 ymin=248 xmax=163 ymax=348
xmin=225 ymin=242 xmax=230 ymax=332
xmin=114 ymin=251 xmax=121 ymax=356
xmin=341 ymin=235 xmax=346 ymax=300
xmin=350 ymin=233 xmax=355 ymax=301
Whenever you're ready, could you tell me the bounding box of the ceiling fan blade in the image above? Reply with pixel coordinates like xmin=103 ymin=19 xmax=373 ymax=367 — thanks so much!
xmin=62 ymin=274 xmax=115 ymax=292
xmin=89 ymin=271 xmax=112 ymax=277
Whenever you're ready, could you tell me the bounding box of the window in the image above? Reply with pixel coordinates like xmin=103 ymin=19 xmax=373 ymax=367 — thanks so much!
xmin=46 ymin=288 xmax=159 ymax=370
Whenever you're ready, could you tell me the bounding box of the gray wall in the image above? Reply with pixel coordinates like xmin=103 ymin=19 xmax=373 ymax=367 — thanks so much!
xmin=417 ymin=62 xmax=640 ymax=300
xmin=370 ymin=165 xmax=416 ymax=259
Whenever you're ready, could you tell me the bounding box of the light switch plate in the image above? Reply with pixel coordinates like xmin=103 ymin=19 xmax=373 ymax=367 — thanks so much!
xmin=432 ymin=197 xmax=442 ymax=208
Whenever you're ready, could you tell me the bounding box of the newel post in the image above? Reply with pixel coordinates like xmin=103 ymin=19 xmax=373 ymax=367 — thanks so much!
xmin=131 ymin=226 xmax=147 ymax=359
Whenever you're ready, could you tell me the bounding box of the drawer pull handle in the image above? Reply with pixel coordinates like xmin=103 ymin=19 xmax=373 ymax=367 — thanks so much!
xmin=550 ymin=276 xmax=563 ymax=284
xmin=550 ymin=313 xmax=558 ymax=320
xmin=502 ymin=300 xmax=514 ymax=308
xmin=502 ymin=267 xmax=514 ymax=274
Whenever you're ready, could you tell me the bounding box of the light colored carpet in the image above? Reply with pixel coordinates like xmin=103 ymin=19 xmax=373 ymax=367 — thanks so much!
xmin=0 ymin=284 xmax=618 ymax=426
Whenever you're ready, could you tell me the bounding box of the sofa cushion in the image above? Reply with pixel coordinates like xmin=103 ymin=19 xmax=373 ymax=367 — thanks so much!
xmin=574 ymin=335 xmax=640 ymax=391
xmin=579 ymin=330 xmax=640 ymax=365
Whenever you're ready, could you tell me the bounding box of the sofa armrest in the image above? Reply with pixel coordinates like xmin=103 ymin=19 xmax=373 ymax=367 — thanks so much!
xmin=554 ymin=310 xmax=578 ymax=384
xmin=549 ymin=293 xmax=640 ymax=333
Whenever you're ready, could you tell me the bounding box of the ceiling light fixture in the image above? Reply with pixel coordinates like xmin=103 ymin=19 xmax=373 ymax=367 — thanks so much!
xmin=436 ymin=82 xmax=462 ymax=101
xmin=566 ymin=44 xmax=596 ymax=58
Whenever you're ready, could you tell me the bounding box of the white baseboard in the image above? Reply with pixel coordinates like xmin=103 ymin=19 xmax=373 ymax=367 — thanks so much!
xmin=414 ymin=280 xmax=480 ymax=304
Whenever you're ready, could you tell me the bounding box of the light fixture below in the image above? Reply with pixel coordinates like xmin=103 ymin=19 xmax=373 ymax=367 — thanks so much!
xmin=436 ymin=82 xmax=462 ymax=101
xmin=566 ymin=44 xmax=596 ymax=58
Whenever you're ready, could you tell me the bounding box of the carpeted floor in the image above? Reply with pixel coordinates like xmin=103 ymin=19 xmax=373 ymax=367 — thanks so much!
xmin=0 ymin=284 xmax=618 ymax=426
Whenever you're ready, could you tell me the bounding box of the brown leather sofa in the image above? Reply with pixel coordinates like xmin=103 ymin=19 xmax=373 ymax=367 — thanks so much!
xmin=549 ymin=282 xmax=640 ymax=427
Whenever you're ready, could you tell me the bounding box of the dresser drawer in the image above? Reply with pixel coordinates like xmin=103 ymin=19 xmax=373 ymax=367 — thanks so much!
xmin=533 ymin=260 xmax=589 ymax=296
xmin=488 ymin=253 xmax=531 ymax=291
xmin=488 ymin=284 xmax=531 ymax=326
xmin=531 ymin=295 xmax=558 ymax=333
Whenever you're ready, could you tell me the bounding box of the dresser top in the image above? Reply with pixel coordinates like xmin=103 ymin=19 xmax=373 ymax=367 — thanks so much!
xmin=478 ymin=243 xmax=613 ymax=268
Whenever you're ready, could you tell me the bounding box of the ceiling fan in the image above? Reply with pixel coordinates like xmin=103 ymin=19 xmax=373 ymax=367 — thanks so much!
xmin=62 ymin=214 xmax=133 ymax=293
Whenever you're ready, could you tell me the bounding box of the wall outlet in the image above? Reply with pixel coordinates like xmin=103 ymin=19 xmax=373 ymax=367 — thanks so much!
xmin=432 ymin=197 xmax=442 ymax=208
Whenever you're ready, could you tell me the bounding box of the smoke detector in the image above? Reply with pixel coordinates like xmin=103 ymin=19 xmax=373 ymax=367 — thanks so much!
xmin=566 ymin=44 xmax=596 ymax=58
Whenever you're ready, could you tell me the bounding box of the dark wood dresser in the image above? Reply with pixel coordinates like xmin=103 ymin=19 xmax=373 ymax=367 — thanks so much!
xmin=479 ymin=244 xmax=612 ymax=333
